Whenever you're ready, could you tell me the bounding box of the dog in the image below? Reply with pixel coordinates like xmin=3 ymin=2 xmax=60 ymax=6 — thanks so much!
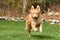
xmin=26 ymin=5 xmax=42 ymax=37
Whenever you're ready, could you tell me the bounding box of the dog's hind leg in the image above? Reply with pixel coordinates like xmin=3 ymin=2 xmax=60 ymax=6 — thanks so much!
xmin=26 ymin=23 xmax=31 ymax=38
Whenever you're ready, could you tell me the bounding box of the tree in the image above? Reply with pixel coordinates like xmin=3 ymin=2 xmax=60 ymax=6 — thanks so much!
xmin=22 ymin=0 xmax=27 ymax=15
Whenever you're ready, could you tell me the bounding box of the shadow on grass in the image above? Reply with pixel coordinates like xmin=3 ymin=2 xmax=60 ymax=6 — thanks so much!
xmin=31 ymin=35 xmax=53 ymax=39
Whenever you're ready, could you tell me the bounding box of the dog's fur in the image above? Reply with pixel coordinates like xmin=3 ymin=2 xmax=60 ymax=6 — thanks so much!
xmin=26 ymin=5 xmax=42 ymax=37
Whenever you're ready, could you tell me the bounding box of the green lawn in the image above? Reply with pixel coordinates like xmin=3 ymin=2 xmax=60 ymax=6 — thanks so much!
xmin=0 ymin=20 xmax=60 ymax=40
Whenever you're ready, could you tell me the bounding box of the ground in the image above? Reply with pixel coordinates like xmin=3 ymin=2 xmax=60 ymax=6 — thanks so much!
xmin=0 ymin=20 xmax=60 ymax=40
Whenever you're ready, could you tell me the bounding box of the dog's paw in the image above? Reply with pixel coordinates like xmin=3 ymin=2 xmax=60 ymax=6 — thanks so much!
xmin=34 ymin=28 xmax=38 ymax=32
xmin=40 ymin=30 xmax=42 ymax=32
xmin=28 ymin=35 xmax=30 ymax=38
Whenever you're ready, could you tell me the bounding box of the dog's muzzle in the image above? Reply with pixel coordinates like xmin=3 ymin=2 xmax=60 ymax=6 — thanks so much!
xmin=33 ymin=17 xmax=38 ymax=20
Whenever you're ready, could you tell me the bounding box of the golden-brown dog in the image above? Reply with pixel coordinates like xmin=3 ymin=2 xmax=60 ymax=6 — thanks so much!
xmin=26 ymin=5 xmax=42 ymax=37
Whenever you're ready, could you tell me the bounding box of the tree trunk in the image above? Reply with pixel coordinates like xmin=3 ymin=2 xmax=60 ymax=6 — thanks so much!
xmin=22 ymin=0 xmax=27 ymax=15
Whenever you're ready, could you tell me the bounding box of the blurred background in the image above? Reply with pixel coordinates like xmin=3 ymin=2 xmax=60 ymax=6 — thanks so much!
xmin=0 ymin=0 xmax=60 ymax=22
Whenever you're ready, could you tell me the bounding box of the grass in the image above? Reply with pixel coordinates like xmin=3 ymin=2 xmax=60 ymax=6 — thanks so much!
xmin=0 ymin=20 xmax=60 ymax=40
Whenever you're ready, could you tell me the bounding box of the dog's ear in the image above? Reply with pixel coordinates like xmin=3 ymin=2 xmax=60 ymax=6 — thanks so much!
xmin=31 ymin=6 xmax=34 ymax=9
xmin=30 ymin=6 xmax=34 ymax=13
xmin=36 ymin=5 xmax=40 ymax=12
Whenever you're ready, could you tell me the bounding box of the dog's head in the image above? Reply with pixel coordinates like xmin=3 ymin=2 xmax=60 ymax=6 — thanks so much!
xmin=30 ymin=5 xmax=40 ymax=20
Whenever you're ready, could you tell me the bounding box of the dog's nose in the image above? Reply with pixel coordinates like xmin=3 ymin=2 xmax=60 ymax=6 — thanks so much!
xmin=34 ymin=17 xmax=37 ymax=19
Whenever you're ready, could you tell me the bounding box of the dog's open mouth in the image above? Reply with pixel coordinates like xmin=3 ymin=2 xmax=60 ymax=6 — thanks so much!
xmin=33 ymin=17 xmax=38 ymax=21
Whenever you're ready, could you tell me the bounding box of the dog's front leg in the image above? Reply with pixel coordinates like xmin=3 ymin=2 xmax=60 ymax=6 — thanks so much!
xmin=40 ymin=22 xmax=42 ymax=32
xmin=31 ymin=22 xmax=38 ymax=32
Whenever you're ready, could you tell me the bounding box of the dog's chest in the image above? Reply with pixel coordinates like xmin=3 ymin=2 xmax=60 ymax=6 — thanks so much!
xmin=33 ymin=18 xmax=40 ymax=27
